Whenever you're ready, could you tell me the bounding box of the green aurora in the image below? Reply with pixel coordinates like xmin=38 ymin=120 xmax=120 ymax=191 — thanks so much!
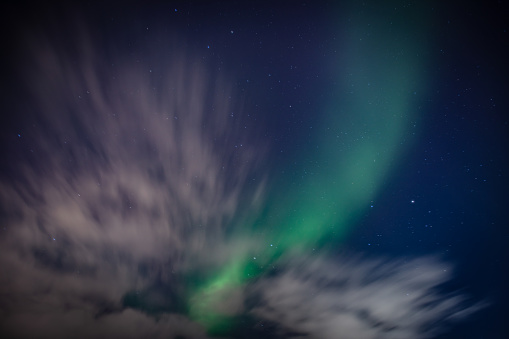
xmin=187 ymin=1 xmax=433 ymax=334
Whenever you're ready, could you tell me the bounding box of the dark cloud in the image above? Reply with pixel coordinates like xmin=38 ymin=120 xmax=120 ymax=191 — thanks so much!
xmin=2 ymin=308 xmax=212 ymax=339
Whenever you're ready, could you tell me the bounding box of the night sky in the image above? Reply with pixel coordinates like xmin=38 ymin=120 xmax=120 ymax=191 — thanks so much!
xmin=1 ymin=1 xmax=507 ymax=338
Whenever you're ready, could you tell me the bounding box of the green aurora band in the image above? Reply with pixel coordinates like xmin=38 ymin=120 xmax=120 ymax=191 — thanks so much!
xmin=187 ymin=1 xmax=433 ymax=334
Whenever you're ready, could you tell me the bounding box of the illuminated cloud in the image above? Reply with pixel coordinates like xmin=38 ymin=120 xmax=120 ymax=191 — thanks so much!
xmin=0 ymin=26 xmax=265 ymax=338
xmin=250 ymin=254 xmax=485 ymax=339
xmin=0 ymin=7 xmax=486 ymax=338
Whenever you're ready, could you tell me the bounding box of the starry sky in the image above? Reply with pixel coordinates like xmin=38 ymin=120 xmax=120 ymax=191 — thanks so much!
xmin=0 ymin=1 xmax=507 ymax=338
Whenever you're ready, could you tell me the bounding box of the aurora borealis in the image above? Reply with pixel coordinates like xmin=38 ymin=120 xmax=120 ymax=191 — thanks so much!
xmin=186 ymin=2 xmax=433 ymax=333
xmin=1 ymin=1 xmax=507 ymax=338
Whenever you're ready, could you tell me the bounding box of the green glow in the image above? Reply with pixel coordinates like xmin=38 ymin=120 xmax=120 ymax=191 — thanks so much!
xmin=188 ymin=264 xmax=241 ymax=334
xmin=187 ymin=1 xmax=432 ymax=334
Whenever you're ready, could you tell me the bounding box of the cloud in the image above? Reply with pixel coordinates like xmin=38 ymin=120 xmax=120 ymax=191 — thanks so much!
xmin=249 ymin=254 xmax=485 ymax=339
xmin=0 ymin=21 xmax=265 ymax=338
xmin=1 ymin=308 xmax=212 ymax=339
xmin=0 ymin=13 xmax=485 ymax=339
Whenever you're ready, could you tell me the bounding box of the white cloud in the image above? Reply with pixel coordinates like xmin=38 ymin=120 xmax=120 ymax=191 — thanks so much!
xmin=250 ymin=254 xmax=485 ymax=339
xmin=0 ymin=25 xmax=265 ymax=338
xmin=0 ymin=16 xmax=485 ymax=339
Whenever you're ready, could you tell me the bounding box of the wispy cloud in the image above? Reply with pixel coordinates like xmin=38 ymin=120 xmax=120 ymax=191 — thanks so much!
xmin=0 ymin=18 xmax=484 ymax=339
xmin=0 ymin=26 xmax=265 ymax=338
xmin=250 ymin=254 xmax=485 ymax=339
